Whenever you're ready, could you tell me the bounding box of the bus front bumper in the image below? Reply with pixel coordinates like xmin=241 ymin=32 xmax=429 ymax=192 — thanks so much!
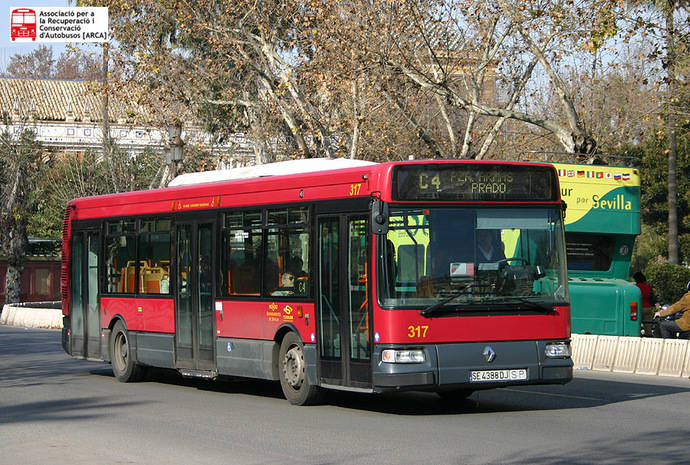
xmin=372 ymin=340 xmax=573 ymax=393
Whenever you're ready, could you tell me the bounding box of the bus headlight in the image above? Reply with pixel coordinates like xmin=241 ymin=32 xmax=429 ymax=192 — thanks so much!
xmin=382 ymin=349 xmax=425 ymax=363
xmin=545 ymin=342 xmax=570 ymax=358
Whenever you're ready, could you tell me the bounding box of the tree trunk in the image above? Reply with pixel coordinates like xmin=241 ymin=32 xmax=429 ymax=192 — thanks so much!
xmin=665 ymin=4 xmax=679 ymax=264
xmin=349 ymin=79 xmax=361 ymax=159
xmin=4 ymin=265 xmax=22 ymax=305
xmin=101 ymin=43 xmax=119 ymax=193
xmin=4 ymin=224 xmax=28 ymax=304
xmin=668 ymin=127 xmax=679 ymax=263
xmin=383 ymin=89 xmax=444 ymax=158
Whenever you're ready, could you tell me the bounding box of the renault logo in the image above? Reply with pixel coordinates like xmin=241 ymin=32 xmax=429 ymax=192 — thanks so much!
xmin=483 ymin=346 xmax=496 ymax=363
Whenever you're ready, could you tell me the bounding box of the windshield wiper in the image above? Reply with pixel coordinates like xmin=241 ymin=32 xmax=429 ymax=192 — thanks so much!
xmin=484 ymin=296 xmax=555 ymax=312
xmin=420 ymin=285 xmax=472 ymax=317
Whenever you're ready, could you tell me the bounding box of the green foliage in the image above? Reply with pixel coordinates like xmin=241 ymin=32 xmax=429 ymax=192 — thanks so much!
xmin=640 ymin=134 xmax=689 ymax=236
xmin=631 ymin=224 xmax=667 ymax=272
xmin=28 ymin=151 xmax=110 ymax=239
xmin=0 ymin=128 xmax=47 ymax=303
xmin=644 ymin=263 xmax=690 ymax=304
xmin=610 ymin=129 xmax=690 ymax=264
xmin=27 ymin=148 xmax=164 ymax=239
xmin=0 ymin=128 xmax=46 ymax=230
xmin=110 ymin=146 xmax=162 ymax=192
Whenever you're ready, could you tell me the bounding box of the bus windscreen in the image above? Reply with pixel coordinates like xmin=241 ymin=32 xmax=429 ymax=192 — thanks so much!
xmin=392 ymin=164 xmax=558 ymax=202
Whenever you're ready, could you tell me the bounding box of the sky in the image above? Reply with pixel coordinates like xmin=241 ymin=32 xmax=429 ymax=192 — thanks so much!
xmin=1 ymin=1 xmax=71 ymax=71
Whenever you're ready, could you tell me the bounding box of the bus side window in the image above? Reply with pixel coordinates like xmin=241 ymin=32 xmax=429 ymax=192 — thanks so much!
xmin=139 ymin=219 xmax=171 ymax=295
xmin=223 ymin=210 xmax=263 ymax=296
xmin=287 ymin=231 xmax=309 ymax=296
xmin=264 ymin=228 xmax=309 ymax=297
xmin=226 ymin=232 xmax=261 ymax=296
xmin=105 ymin=223 xmax=137 ymax=294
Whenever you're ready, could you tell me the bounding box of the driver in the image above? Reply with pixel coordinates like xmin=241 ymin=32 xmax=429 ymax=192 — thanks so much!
xmin=476 ymin=229 xmax=505 ymax=262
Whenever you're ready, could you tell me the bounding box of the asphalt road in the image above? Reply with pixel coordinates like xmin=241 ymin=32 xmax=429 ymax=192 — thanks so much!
xmin=1 ymin=325 xmax=689 ymax=465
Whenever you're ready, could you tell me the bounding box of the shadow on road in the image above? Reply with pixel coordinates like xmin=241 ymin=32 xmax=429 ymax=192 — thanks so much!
xmin=92 ymin=367 xmax=286 ymax=400
xmin=0 ymin=326 xmax=63 ymax=356
xmin=502 ymin=428 xmax=690 ymax=465
xmin=0 ymin=396 xmax=149 ymax=425
xmin=133 ymin=367 xmax=690 ymax=416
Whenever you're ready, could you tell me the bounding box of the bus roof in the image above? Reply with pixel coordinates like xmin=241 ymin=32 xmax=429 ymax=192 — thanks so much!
xmin=67 ymin=159 xmax=560 ymax=221
xmin=168 ymin=158 xmax=377 ymax=187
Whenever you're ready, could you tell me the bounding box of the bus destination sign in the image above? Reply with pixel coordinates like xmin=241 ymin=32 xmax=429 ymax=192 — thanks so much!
xmin=392 ymin=164 xmax=558 ymax=202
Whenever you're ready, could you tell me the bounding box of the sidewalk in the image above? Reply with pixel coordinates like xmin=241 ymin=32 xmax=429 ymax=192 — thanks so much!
xmin=571 ymin=333 xmax=690 ymax=378
xmin=1 ymin=303 xmax=62 ymax=330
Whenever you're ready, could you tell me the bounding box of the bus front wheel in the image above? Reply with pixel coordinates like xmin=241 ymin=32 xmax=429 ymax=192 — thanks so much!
xmin=278 ymin=332 xmax=321 ymax=405
xmin=110 ymin=320 xmax=144 ymax=382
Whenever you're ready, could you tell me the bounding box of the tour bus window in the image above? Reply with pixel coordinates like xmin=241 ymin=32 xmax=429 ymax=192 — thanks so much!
xmin=139 ymin=219 xmax=171 ymax=294
xmin=565 ymin=232 xmax=615 ymax=271
xmin=223 ymin=210 xmax=263 ymax=296
xmin=105 ymin=220 xmax=137 ymax=293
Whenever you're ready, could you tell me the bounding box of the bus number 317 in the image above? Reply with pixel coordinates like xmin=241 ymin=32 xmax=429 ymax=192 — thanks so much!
xmin=407 ymin=325 xmax=429 ymax=338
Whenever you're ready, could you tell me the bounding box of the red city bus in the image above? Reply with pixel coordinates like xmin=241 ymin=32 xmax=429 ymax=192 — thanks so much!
xmin=11 ymin=9 xmax=37 ymax=41
xmin=61 ymin=159 xmax=572 ymax=405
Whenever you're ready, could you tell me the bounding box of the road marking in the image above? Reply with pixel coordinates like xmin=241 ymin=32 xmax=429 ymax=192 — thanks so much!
xmin=501 ymin=388 xmax=602 ymax=401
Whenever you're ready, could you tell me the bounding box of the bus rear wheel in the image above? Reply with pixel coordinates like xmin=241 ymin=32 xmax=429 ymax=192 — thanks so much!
xmin=110 ymin=320 xmax=144 ymax=382
xmin=279 ymin=332 xmax=321 ymax=405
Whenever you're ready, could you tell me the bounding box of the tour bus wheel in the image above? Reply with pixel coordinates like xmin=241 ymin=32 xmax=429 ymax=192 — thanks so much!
xmin=110 ymin=320 xmax=145 ymax=382
xmin=279 ymin=332 xmax=322 ymax=405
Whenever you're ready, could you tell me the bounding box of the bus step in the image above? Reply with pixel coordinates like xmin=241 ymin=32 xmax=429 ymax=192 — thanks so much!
xmin=178 ymin=369 xmax=218 ymax=380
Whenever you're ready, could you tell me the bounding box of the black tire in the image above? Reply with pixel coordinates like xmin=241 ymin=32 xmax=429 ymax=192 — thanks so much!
xmin=278 ymin=332 xmax=322 ymax=405
xmin=110 ymin=320 xmax=144 ymax=382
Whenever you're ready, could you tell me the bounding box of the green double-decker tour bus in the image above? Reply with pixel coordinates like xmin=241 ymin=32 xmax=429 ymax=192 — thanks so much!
xmin=550 ymin=162 xmax=641 ymax=336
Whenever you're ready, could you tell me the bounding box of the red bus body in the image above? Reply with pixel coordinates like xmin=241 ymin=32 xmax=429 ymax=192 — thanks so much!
xmin=11 ymin=9 xmax=37 ymax=41
xmin=61 ymin=160 xmax=572 ymax=404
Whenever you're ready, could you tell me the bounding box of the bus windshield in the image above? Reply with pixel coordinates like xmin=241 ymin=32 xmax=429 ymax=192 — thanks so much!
xmin=378 ymin=207 xmax=568 ymax=311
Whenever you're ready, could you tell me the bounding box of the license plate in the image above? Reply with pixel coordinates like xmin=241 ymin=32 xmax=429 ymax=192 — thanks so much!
xmin=470 ymin=369 xmax=527 ymax=383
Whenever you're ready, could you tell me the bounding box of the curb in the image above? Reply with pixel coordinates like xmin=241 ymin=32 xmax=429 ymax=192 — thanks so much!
xmin=572 ymin=333 xmax=690 ymax=378
xmin=1 ymin=304 xmax=63 ymax=329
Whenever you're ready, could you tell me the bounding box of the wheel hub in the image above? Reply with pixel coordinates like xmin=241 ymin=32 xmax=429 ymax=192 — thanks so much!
xmin=283 ymin=346 xmax=304 ymax=389
xmin=115 ymin=333 xmax=128 ymax=370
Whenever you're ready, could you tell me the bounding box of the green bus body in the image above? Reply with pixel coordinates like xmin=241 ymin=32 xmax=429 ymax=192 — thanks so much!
xmin=550 ymin=162 xmax=641 ymax=336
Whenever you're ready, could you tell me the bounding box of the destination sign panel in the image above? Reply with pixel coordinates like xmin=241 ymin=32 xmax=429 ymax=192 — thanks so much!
xmin=392 ymin=164 xmax=558 ymax=202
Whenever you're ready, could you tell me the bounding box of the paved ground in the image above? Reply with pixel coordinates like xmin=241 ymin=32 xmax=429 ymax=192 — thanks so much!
xmin=2 ymin=325 xmax=690 ymax=465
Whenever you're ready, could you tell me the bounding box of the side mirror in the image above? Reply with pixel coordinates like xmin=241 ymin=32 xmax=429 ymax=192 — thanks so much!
xmin=370 ymin=199 xmax=389 ymax=235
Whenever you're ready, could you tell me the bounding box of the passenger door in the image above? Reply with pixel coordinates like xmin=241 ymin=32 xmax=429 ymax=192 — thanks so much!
xmin=174 ymin=220 xmax=216 ymax=371
xmin=317 ymin=215 xmax=371 ymax=389
xmin=69 ymin=229 xmax=101 ymax=358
